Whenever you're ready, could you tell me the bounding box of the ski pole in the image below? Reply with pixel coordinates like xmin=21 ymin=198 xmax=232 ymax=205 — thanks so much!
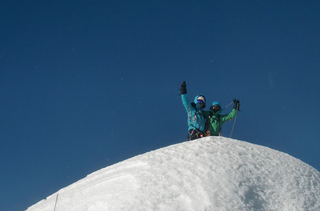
xmin=54 ymin=193 xmax=59 ymax=211
xmin=229 ymin=110 xmax=238 ymax=138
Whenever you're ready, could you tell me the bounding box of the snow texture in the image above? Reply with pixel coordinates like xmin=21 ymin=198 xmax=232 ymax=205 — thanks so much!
xmin=26 ymin=137 xmax=320 ymax=211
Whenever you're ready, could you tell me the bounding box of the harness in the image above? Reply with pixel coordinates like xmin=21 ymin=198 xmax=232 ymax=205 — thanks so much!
xmin=188 ymin=129 xmax=205 ymax=140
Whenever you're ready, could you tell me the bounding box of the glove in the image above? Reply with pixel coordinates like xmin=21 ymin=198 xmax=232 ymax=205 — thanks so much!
xmin=233 ymin=99 xmax=240 ymax=110
xmin=180 ymin=81 xmax=187 ymax=94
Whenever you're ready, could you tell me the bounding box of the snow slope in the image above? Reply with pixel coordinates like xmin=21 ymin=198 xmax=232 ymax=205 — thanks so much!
xmin=26 ymin=137 xmax=320 ymax=211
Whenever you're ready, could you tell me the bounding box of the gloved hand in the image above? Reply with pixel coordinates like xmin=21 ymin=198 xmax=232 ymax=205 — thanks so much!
xmin=180 ymin=81 xmax=187 ymax=94
xmin=233 ymin=99 xmax=240 ymax=110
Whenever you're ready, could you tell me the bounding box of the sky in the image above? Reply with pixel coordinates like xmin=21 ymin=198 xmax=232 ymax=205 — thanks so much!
xmin=0 ymin=0 xmax=320 ymax=210
xmin=26 ymin=137 xmax=320 ymax=211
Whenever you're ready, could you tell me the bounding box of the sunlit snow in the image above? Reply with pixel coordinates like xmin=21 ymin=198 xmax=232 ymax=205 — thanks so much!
xmin=26 ymin=137 xmax=320 ymax=211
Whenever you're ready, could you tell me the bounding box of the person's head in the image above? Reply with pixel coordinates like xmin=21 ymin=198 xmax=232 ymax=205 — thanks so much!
xmin=210 ymin=101 xmax=222 ymax=114
xmin=194 ymin=95 xmax=206 ymax=109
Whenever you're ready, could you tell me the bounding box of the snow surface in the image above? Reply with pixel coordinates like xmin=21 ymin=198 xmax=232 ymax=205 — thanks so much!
xmin=26 ymin=137 xmax=320 ymax=211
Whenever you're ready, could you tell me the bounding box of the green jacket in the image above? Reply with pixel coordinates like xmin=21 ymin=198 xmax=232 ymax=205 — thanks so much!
xmin=203 ymin=109 xmax=237 ymax=136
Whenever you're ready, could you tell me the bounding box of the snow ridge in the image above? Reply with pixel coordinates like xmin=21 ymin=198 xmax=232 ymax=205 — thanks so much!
xmin=26 ymin=137 xmax=320 ymax=211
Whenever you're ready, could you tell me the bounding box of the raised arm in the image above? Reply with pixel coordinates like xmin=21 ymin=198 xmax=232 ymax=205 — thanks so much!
xmin=180 ymin=81 xmax=192 ymax=112
xmin=220 ymin=99 xmax=240 ymax=123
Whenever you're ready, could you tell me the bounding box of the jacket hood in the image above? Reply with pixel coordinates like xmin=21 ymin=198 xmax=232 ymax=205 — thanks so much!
xmin=210 ymin=101 xmax=222 ymax=115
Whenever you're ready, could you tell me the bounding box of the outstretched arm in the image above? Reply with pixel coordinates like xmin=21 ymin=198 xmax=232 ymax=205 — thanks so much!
xmin=220 ymin=99 xmax=240 ymax=123
xmin=221 ymin=109 xmax=237 ymax=123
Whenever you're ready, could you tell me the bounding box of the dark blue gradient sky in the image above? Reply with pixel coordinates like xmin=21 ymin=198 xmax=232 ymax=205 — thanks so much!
xmin=1 ymin=1 xmax=320 ymax=210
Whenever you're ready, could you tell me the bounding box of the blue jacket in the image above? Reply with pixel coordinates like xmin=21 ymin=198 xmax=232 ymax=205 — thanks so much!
xmin=181 ymin=94 xmax=206 ymax=132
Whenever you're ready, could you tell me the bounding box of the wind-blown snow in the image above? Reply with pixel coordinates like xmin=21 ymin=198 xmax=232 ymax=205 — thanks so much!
xmin=26 ymin=137 xmax=320 ymax=211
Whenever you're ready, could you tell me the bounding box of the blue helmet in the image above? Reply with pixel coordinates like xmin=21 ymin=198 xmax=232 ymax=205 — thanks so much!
xmin=212 ymin=101 xmax=220 ymax=106
xmin=211 ymin=101 xmax=222 ymax=114
xmin=194 ymin=95 xmax=206 ymax=109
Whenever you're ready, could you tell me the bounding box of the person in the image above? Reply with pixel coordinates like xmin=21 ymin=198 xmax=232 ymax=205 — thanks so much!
xmin=203 ymin=99 xmax=240 ymax=136
xmin=180 ymin=81 xmax=206 ymax=140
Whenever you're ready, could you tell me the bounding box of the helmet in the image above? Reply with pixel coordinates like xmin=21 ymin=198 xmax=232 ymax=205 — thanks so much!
xmin=211 ymin=101 xmax=220 ymax=106
xmin=194 ymin=95 xmax=206 ymax=109
xmin=211 ymin=101 xmax=222 ymax=114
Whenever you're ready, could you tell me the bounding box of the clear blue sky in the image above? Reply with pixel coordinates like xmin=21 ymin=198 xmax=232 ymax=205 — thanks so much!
xmin=1 ymin=1 xmax=319 ymax=210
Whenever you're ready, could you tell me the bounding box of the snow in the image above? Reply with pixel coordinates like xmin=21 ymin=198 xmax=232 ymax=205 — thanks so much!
xmin=26 ymin=137 xmax=320 ymax=211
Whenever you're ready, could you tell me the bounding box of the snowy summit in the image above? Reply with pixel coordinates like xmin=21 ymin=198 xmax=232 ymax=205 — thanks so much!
xmin=26 ymin=137 xmax=320 ymax=211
